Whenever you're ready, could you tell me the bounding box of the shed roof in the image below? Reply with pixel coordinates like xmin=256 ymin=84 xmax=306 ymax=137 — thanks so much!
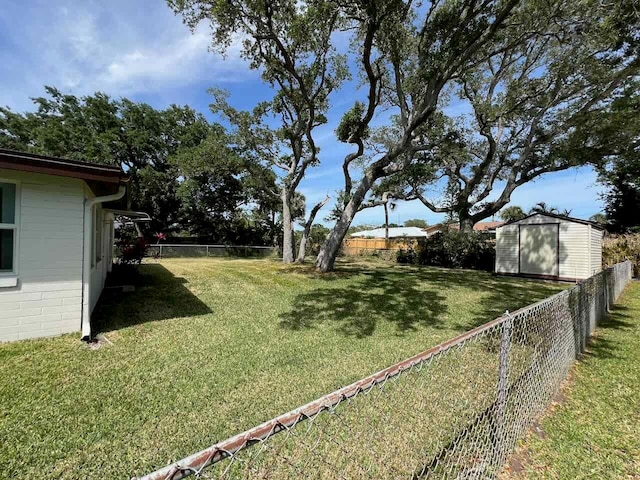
xmin=0 ymin=148 xmax=128 ymax=185
xmin=499 ymin=212 xmax=604 ymax=230
xmin=350 ymin=227 xmax=428 ymax=238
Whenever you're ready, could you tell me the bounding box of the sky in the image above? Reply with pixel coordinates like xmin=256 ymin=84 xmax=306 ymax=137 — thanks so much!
xmin=0 ymin=0 xmax=606 ymax=227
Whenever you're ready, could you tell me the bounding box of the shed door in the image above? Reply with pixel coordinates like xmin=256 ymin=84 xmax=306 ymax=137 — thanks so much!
xmin=519 ymin=224 xmax=559 ymax=276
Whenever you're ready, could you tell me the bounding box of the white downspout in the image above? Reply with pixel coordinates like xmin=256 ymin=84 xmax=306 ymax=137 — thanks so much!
xmin=81 ymin=185 xmax=126 ymax=340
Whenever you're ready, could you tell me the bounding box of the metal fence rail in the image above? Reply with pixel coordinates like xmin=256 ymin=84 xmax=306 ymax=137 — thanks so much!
xmin=135 ymin=261 xmax=633 ymax=480
xmin=147 ymin=244 xmax=276 ymax=259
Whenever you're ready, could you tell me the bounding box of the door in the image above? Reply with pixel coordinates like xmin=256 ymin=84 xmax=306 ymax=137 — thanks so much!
xmin=519 ymin=224 xmax=559 ymax=276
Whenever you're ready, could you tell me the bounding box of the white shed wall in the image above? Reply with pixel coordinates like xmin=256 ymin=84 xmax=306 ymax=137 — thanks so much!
xmin=558 ymin=222 xmax=590 ymax=279
xmin=589 ymin=226 xmax=603 ymax=276
xmin=495 ymin=214 xmax=603 ymax=281
xmin=512 ymin=214 xmax=558 ymax=225
xmin=0 ymin=170 xmax=85 ymax=341
xmin=495 ymin=225 xmax=519 ymax=274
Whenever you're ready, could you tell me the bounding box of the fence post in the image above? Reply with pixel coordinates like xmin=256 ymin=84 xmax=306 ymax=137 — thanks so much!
xmin=495 ymin=310 xmax=513 ymax=464
xmin=206 ymin=245 xmax=209 ymax=257
xmin=159 ymin=245 xmax=163 ymax=260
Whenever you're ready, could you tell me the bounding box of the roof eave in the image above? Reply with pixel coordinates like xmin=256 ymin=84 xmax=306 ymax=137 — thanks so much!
xmin=0 ymin=149 xmax=128 ymax=185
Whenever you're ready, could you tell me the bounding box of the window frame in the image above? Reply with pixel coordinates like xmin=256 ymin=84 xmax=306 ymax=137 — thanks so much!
xmin=0 ymin=178 xmax=20 ymax=278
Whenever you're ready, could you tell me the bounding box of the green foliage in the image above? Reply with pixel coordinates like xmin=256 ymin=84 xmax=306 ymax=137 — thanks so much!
xmin=500 ymin=206 xmax=526 ymax=223
xmin=336 ymin=102 xmax=369 ymax=143
xmin=585 ymin=86 xmax=640 ymax=233
xmin=529 ymin=203 xmax=571 ymax=216
xmin=589 ymin=213 xmax=608 ymax=227
xmin=603 ymin=234 xmax=640 ymax=277
xmin=397 ymin=1 xmax=640 ymax=227
xmin=294 ymin=224 xmax=330 ymax=256
xmin=404 ymin=219 xmax=428 ymax=228
xmin=0 ymin=87 xmax=280 ymax=244
xmin=397 ymin=229 xmax=495 ymax=271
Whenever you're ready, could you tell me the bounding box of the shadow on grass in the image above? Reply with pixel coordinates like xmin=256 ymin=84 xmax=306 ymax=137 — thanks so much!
xmin=280 ymin=265 xmax=449 ymax=337
xmin=279 ymin=261 xmax=565 ymax=338
xmin=92 ymin=263 xmax=212 ymax=333
xmin=581 ymin=303 xmax=634 ymax=360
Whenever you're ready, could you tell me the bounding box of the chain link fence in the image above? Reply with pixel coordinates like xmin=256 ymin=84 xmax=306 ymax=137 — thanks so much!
xmin=146 ymin=244 xmax=276 ymax=259
xmin=135 ymin=261 xmax=633 ymax=480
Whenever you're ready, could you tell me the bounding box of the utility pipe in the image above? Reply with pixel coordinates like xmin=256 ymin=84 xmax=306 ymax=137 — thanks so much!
xmin=81 ymin=185 xmax=126 ymax=340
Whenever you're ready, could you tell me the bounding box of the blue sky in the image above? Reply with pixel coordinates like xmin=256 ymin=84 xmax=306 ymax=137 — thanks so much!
xmin=0 ymin=0 xmax=606 ymax=226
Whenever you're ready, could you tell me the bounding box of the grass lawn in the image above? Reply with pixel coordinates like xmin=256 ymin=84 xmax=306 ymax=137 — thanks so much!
xmin=0 ymin=258 xmax=567 ymax=479
xmin=506 ymin=280 xmax=640 ymax=479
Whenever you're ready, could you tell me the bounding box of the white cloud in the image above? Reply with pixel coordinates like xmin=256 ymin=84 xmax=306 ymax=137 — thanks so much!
xmin=0 ymin=0 xmax=252 ymax=111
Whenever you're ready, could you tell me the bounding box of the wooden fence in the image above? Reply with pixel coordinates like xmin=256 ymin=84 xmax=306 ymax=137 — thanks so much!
xmin=343 ymin=237 xmax=418 ymax=255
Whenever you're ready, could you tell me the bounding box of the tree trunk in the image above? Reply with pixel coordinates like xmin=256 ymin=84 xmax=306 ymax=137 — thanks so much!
xmin=384 ymin=201 xmax=390 ymax=249
xmin=459 ymin=214 xmax=474 ymax=232
xmin=316 ymin=172 xmax=376 ymax=272
xmin=281 ymin=189 xmax=295 ymax=264
xmin=296 ymin=195 xmax=330 ymax=263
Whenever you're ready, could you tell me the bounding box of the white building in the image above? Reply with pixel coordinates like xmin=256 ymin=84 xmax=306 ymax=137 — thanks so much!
xmin=0 ymin=149 xmax=130 ymax=342
xmin=350 ymin=227 xmax=428 ymax=238
xmin=495 ymin=213 xmax=604 ymax=281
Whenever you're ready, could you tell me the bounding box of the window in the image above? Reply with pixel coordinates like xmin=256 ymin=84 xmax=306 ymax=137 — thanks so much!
xmin=0 ymin=182 xmax=17 ymax=274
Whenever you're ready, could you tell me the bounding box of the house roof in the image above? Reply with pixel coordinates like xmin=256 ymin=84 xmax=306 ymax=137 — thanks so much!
xmin=0 ymin=148 xmax=129 ymax=184
xmin=424 ymin=221 xmax=504 ymax=234
xmin=500 ymin=212 xmax=604 ymax=230
xmin=350 ymin=227 xmax=428 ymax=238
xmin=470 ymin=221 xmax=504 ymax=231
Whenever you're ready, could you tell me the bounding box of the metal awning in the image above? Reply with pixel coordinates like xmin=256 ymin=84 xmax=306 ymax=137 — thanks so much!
xmin=105 ymin=209 xmax=151 ymax=222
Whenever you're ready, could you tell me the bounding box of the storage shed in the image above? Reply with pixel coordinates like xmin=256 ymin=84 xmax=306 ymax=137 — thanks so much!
xmin=495 ymin=213 xmax=603 ymax=281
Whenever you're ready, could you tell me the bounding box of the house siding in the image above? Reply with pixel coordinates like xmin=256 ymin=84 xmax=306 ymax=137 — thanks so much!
xmin=0 ymin=170 xmax=85 ymax=341
xmin=88 ymin=204 xmax=112 ymax=312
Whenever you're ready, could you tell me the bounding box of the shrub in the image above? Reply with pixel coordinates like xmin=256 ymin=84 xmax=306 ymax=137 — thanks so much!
xmin=397 ymin=229 xmax=495 ymax=271
xmin=117 ymin=237 xmax=149 ymax=265
xmin=603 ymin=233 xmax=640 ymax=277
xmin=396 ymin=245 xmax=418 ymax=264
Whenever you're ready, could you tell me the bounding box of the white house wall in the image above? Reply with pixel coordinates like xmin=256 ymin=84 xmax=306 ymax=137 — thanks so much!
xmin=0 ymin=170 xmax=85 ymax=341
xmin=86 ymin=196 xmax=115 ymax=314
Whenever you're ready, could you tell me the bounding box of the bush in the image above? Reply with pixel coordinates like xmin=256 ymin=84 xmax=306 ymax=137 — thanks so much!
xmin=117 ymin=237 xmax=149 ymax=265
xmin=396 ymin=245 xmax=418 ymax=264
xmin=604 ymin=233 xmax=640 ymax=277
xmin=397 ymin=229 xmax=495 ymax=271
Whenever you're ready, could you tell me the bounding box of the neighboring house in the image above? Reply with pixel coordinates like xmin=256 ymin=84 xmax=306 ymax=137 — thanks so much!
xmin=0 ymin=149 xmax=130 ymax=342
xmin=344 ymin=227 xmax=427 ymax=254
xmin=424 ymin=221 xmax=504 ymax=237
xmin=495 ymin=213 xmax=603 ymax=281
xmin=350 ymin=227 xmax=429 ymax=239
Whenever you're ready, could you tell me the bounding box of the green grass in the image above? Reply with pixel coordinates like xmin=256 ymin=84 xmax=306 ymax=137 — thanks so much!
xmin=0 ymin=258 xmax=566 ymax=479
xmin=510 ymin=281 xmax=640 ymax=479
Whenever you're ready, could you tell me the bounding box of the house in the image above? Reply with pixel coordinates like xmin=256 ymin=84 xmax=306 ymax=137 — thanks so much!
xmin=350 ymin=226 xmax=429 ymax=239
xmin=495 ymin=213 xmax=603 ymax=281
xmin=0 ymin=149 xmax=131 ymax=342
xmin=344 ymin=227 xmax=427 ymax=254
xmin=423 ymin=221 xmax=504 ymax=237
